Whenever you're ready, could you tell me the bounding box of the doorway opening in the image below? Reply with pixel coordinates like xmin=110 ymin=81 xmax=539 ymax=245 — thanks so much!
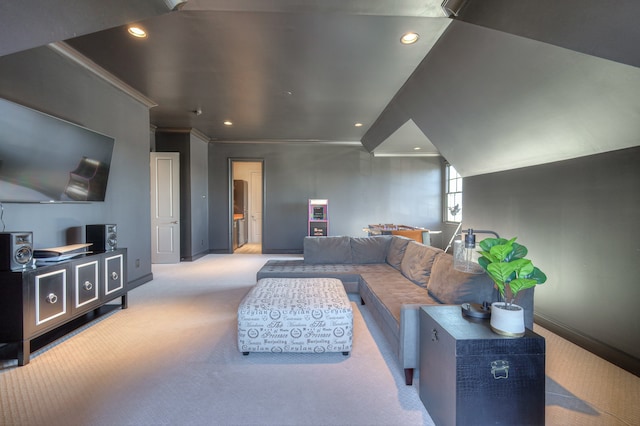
xmin=230 ymin=159 xmax=264 ymax=254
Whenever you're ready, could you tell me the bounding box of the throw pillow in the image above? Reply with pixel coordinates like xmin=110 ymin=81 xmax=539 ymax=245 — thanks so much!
xmin=303 ymin=236 xmax=353 ymax=264
xmin=399 ymin=241 xmax=443 ymax=288
xmin=350 ymin=236 xmax=392 ymax=264
xmin=427 ymin=253 xmax=497 ymax=304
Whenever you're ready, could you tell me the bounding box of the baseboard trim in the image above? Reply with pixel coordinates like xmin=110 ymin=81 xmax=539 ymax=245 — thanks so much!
xmin=534 ymin=313 xmax=639 ymax=377
xmin=209 ymin=249 xmax=231 ymax=254
xmin=181 ymin=251 xmax=207 ymax=262
xmin=206 ymin=248 xmax=303 ymax=255
xmin=128 ymin=272 xmax=153 ymax=291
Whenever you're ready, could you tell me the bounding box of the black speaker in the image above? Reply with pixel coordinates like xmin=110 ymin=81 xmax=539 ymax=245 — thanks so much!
xmin=0 ymin=232 xmax=34 ymax=271
xmin=86 ymin=224 xmax=117 ymax=251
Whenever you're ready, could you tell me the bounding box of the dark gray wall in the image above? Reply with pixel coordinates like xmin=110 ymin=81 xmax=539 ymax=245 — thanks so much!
xmin=463 ymin=147 xmax=640 ymax=375
xmin=0 ymin=46 xmax=153 ymax=287
xmin=189 ymin=133 xmax=209 ymax=259
xmin=209 ymin=143 xmax=442 ymax=253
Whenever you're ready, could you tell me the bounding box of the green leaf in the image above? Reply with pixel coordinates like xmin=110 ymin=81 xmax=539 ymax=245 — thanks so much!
xmin=478 ymin=252 xmax=499 ymax=265
xmin=487 ymin=262 xmax=519 ymax=283
xmin=489 ymin=242 xmax=514 ymax=262
xmin=508 ymin=242 xmax=528 ymax=261
xmin=477 ymin=256 xmax=490 ymax=270
xmin=527 ymin=267 xmax=547 ymax=284
xmin=495 ymin=282 xmax=506 ymax=299
xmin=508 ymin=278 xmax=538 ymax=296
xmin=512 ymin=258 xmax=533 ymax=276
xmin=478 ymin=237 xmax=507 ymax=252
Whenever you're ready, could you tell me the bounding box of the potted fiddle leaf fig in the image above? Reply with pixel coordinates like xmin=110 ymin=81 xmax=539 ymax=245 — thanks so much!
xmin=477 ymin=237 xmax=547 ymax=337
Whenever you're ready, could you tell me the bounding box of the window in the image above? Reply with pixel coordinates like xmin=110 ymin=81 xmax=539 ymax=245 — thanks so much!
xmin=445 ymin=164 xmax=462 ymax=223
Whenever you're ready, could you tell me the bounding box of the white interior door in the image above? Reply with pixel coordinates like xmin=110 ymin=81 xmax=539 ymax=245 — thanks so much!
xmin=249 ymin=170 xmax=262 ymax=243
xmin=150 ymin=152 xmax=180 ymax=263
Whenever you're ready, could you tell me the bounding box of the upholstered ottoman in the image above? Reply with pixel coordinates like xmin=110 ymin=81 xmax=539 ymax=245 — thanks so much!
xmin=237 ymin=277 xmax=353 ymax=355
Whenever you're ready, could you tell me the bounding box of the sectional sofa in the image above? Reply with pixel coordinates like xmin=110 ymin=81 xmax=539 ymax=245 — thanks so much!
xmin=256 ymin=235 xmax=535 ymax=385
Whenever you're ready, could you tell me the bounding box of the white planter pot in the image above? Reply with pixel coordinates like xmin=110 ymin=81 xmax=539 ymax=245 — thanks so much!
xmin=490 ymin=302 xmax=525 ymax=337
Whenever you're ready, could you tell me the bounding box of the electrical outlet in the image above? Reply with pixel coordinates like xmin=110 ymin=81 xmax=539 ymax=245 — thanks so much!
xmin=135 ymin=259 xmax=140 ymax=268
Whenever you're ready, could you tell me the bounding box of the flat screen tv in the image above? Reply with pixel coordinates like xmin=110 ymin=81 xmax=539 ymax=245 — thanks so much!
xmin=0 ymin=97 xmax=115 ymax=203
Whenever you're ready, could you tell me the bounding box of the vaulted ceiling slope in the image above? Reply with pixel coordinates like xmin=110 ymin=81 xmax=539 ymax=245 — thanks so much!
xmin=0 ymin=0 xmax=179 ymax=57
xmin=363 ymin=0 xmax=640 ymax=175
xmin=456 ymin=0 xmax=640 ymax=70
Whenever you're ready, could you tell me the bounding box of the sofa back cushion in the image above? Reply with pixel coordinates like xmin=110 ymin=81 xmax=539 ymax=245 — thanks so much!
xmin=399 ymin=241 xmax=443 ymax=288
xmin=427 ymin=253 xmax=497 ymax=304
xmin=386 ymin=236 xmax=412 ymax=270
xmin=303 ymin=236 xmax=353 ymax=264
xmin=350 ymin=236 xmax=392 ymax=264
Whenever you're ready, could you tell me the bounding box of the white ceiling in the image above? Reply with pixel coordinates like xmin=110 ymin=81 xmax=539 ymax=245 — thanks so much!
xmin=372 ymin=119 xmax=439 ymax=157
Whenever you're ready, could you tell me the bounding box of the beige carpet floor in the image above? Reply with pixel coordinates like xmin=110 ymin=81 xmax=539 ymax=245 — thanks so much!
xmin=0 ymin=254 xmax=432 ymax=425
xmin=1 ymin=253 xmax=639 ymax=425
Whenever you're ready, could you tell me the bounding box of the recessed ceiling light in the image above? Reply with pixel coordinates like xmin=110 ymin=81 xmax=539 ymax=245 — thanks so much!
xmin=127 ymin=26 xmax=147 ymax=38
xmin=413 ymin=147 xmax=422 ymax=151
xmin=354 ymin=123 xmax=363 ymax=127
xmin=400 ymin=32 xmax=419 ymax=45
xmin=223 ymin=120 xmax=233 ymax=126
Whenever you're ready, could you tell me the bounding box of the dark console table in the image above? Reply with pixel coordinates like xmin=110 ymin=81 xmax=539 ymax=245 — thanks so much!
xmin=0 ymin=248 xmax=127 ymax=365
xmin=419 ymin=305 xmax=545 ymax=426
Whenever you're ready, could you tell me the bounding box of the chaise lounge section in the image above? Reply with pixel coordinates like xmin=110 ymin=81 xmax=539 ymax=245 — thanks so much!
xmin=256 ymin=235 xmax=535 ymax=385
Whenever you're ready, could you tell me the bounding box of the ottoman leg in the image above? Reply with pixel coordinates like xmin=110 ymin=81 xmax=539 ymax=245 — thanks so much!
xmin=242 ymin=352 xmax=249 ymax=356
xmin=342 ymin=351 xmax=349 ymax=356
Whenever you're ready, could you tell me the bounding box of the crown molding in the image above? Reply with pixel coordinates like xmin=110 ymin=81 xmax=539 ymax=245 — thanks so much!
xmin=48 ymin=41 xmax=157 ymax=109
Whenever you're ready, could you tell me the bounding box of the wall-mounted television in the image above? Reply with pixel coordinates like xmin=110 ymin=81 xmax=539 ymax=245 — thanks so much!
xmin=0 ymin=97 xmax=115 ymax=203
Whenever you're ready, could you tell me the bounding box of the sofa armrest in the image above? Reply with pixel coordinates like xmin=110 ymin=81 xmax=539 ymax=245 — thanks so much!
xmin=399 ymin=304 xmax=425 ymax=370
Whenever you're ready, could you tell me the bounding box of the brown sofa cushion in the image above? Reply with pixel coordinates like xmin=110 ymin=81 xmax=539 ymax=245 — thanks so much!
xmin=386 ymin=236 xmax=412 ymax=270
xmin=399 ymin=241 xmax=443 ymax=288
xmin=427 ymin=253 xmax=496 ymax=304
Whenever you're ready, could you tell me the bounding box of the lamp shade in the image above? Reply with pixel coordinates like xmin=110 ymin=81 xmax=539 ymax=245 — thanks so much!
xmin=453 ymin=239 xmax=484 ymax=274
xmin=450 ymin=228 xmax=500 ymax=274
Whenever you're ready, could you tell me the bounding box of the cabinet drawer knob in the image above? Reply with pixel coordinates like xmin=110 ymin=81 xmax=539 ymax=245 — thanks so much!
xmin=431 ymin=328 xmax=438 ymax=342
xmin=83 ymin=281 xmax=93 ymax=291
xmin=46 ymin=293 xmax=58 ymax=304
xmin=111 ymin=271 xmax=119 ymax=281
